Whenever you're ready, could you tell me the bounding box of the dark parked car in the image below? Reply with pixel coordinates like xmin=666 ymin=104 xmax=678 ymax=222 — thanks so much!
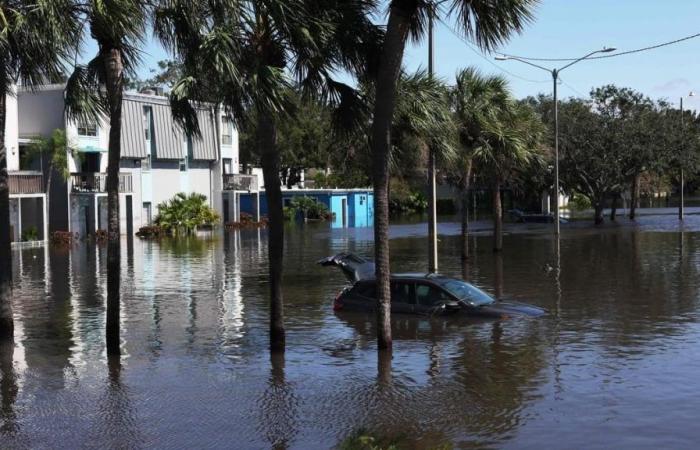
xmin=319 ymin=253 xmax=545 ymax=318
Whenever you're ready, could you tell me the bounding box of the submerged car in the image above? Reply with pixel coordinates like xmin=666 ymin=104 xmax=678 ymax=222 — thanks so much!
xmin=319 ymin=253 xmax=545 ymax=318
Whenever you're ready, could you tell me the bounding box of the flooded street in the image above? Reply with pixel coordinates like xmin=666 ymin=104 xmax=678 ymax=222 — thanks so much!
xmin=4 ymin=216 xmax=700 ymax=449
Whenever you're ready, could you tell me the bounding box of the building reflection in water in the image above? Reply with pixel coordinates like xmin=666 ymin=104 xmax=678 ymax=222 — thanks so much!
xmin=220 ymin=231 xmax=246 ymax=353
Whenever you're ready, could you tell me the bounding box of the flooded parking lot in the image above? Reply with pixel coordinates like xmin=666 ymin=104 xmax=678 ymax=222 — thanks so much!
xmin=3 ymin=216 xmax=700 ymax=449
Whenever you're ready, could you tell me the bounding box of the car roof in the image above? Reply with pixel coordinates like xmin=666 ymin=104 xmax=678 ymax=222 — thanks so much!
xmin=357 ymin=273 xmax=453 ymax=282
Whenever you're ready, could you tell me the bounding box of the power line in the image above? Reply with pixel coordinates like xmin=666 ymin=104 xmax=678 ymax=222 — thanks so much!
xmin=441 ymin=22 xmax=550 ymax=84
xmin=558 ymin=77 xmax=586 ymax=98
xmin=501 ymin=32 xmax=700 ymax=62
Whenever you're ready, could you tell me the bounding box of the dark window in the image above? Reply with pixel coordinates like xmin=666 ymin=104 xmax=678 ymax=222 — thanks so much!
xmin=77 ymin=121 xmax=98 ymax=137
xmin=391 ymin=281 xmax=414 ymax=304
xmin=415 ymin=283 xmax=450 ymax=307
xmin=353 ymin=282 xmax=376 ymax=299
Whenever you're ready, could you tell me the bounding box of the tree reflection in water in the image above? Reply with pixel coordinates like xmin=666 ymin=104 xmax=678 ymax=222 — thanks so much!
xmin=257 ymin=352 xmax=298 ymax=449
xmin=0 ymin=340 xmax=18 ymax=437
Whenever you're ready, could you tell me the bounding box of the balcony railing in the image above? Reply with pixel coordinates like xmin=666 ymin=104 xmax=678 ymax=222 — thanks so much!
xmin=9 ymin=171 xmax=44 ymax=195
xmin=223 ymin=173 xmax=259 ymax=192
xmin=70 ymin=172 xmax=133 ymax=193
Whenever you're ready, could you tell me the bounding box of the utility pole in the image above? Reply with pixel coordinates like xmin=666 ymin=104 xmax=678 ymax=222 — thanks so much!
xmin=427 ymin=3 xmax=438 ymax=273
xmin=680 ymin=96 xmax=684 ymax=221
xmin=552 ymin=68 xmax=560 ymax=235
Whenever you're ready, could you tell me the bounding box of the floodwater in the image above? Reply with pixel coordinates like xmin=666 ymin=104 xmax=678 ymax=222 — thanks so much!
xmin=3 ymin=214 xmax=700 ymax=449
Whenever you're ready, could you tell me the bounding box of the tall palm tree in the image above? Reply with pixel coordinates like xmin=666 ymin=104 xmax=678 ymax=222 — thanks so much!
xmin=451 ymin=67 xmax=510 ymax=259
xmin=155 ymin=0 xmax=379 ymax=352
xmin=369 ymin=0 xmax=537 ymax=350
xmin=0 ymin=0 xmax=80 ymax=341
xmin=65 ymin=0 xmax=148 ymax=356
xmin=474 ymin=100 xmax=543 ymax=251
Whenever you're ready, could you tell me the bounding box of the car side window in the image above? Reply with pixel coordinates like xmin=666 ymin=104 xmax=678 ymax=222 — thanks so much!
xmin=416 ymin=283 xmax=449 ymax=306
xmin=391 ymin=281 xmax=414 ymax=304
xmin=354 ymin=282 xmax=376 ymax=299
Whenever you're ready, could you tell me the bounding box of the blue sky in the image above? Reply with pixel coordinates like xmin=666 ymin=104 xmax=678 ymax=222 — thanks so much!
xmin=126 ymin=0 xmax=700 ymax=108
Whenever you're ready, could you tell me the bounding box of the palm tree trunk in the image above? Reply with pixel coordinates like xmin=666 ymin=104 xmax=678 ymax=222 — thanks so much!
xmin=259 ymin=114 xmax=285 ymax=353
xmin=0 ymin=92 xmax=14 ymax=341
xmin=594 ymin=198 xmax=604 ymax=225
xmin=629 ymin=175 xmax=639 ymax=220
xmin=369 ymin=6 xmax=411 ymax=351
xmin=610 ymin=194 xmax=618 ymax=221
xmin=460 ymin=160 xmax=472 ymax=260
xmin=103 ymin=48 xmax=124 ymax=357
xmin=493 ymin=176 xmax=503 ymax=252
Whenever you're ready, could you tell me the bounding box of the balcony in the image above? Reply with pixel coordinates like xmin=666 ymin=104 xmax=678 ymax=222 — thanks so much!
xmin=70 ymin=172 xmax=133 ymax=193
xmin=9 ymin=171 xmax=44 ymax=195
xmin=223 ymin=173 xmax=259 ymax=192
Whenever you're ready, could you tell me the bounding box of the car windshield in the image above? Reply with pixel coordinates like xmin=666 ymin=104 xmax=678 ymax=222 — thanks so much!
xmin=439 ymin=279 xmax=495 ymax=306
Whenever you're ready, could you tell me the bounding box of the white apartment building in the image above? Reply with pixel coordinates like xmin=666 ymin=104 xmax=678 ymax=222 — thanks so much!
xmin=9 ymin=84 xmax=258 ymax=240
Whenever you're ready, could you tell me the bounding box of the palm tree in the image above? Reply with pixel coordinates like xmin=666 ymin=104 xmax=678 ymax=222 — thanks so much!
xmin=154 ymin=0 xmax=379 ymax=352
xmin=474 ymin=100 xmax=544 ymax=251
xmin=451 ymin=68 xmax=510 ymax=259
xmin=369 ymin=0 xmax=537 ymax=350
xmin=0 ymin=0 xmax=80 ymax=341
xmin=65 ymin=0 xmax=148 ymax=356
xmin=25 ymin=129 xmax=77 ymax=230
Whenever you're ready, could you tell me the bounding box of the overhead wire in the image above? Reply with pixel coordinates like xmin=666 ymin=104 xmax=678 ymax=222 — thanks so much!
xmin=440 ymin=21 xmax=550 ymax=84
xmin=500 ymin=32 xmax=700 ymax=62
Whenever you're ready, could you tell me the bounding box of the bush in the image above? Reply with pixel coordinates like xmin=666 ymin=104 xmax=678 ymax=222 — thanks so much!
xmin=94 ymin=229 xmax=108 ymax=243
xmin=21 ymin=226 xmax=39 ymax=242
xmin=288 ymin=196 xmax=331 ymax=221
xmin=154 ymin=192 xmax=220 ymax=235
xmin=389 ymin=191 xmax=428 ymax=215
xmin=569 ymin=193 xmax=592 ymax=211
xmin=136 ymin=225 xmax=165 ymax=238
xmin=50 ymin=231 xmax=77 ymax=246
xmin=224 ymin=212 xmax=268 ymax=229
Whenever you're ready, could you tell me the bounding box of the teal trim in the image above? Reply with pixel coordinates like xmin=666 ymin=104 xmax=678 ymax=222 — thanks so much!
xmin=79 ymin=145 xmax=107 ymax=153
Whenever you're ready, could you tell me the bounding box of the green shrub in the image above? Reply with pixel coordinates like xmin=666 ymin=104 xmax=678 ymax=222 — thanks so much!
xmin=288 ymin=196 xmax=331 ymax=220
xmin=155 ymin=192 xmax=220 ymax=235
xmin=21 ymin=226 xmax=39 ymax=242
xmin=568 ymin=193 xmax=592 ymax=211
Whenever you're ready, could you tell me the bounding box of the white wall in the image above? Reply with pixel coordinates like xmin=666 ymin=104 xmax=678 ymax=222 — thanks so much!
xmin=4 ymin=86 xmax=19 ymax=171
xmin=17 ymin=85 xmax=65 ymax=138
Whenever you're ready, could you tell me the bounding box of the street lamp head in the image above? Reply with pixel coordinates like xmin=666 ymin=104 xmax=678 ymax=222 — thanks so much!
xmin=600 ymin=47 xmax=616 ymax=53
xmin=689 ymin=91 xmax=696 ymax=97
xmin=494 ymin=55 xmax=509 ymax=61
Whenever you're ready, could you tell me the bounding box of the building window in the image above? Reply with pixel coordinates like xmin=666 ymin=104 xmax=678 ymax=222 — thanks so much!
xmin=143 ymin=106 xmax=153 ymax=141
xmin=77 ymin=121 xmax=98 ymax=137
xmin=143 ymin=202 xmax=152 ymax=224
xmin=142 ymin=155 xmax=151 ymax=171
xmin=223 ymin=158 xmax=232 ymax=175
xmin=179 ymin=159 xmax=187 ymax=172
xmin=222 ymin=119 xmax=233 ymax=145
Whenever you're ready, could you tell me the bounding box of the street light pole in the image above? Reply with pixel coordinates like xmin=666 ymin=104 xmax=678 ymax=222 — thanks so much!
xmin=680 ymin=96 xmax=684 ymax=221
xmin=496 ymin=47 xmax=615 ymax=234
xmin=428 ymin=3 xmax=438 ymax=273
xmin=679 ymin=91 xmax=695 ymax=221
xmin=552 ymin=68 xmax=560 ymax=234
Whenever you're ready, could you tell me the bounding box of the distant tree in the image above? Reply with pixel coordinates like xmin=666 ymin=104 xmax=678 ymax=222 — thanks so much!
xmin=126 ymin=59 xmax=183 ymax=92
